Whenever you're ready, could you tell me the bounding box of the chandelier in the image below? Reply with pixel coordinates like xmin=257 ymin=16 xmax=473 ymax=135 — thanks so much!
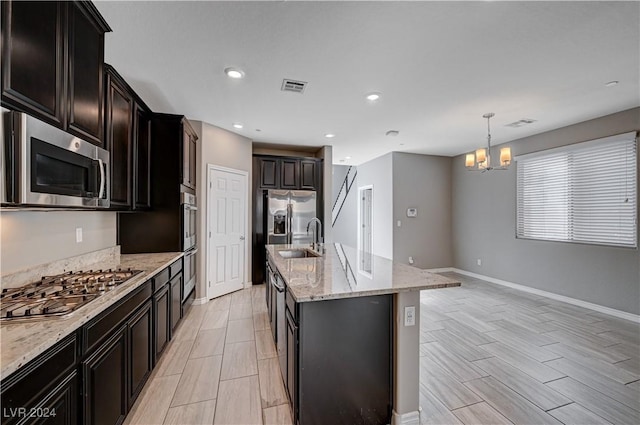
xmin=465 ymin=113 xmax=511 ymax=171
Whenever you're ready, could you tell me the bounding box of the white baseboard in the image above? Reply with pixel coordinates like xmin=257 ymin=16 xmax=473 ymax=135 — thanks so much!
xmin=244 ymin=280 xmax=253 ymax=289
xmin=423 ymin=267 xmax=455 ymax=273
xmin=193 ymin=297 xmax=208 ymax=305
xmin=391 ymin=410 xmax=420 ymax=425
xmin=440 ymin=268 xmax=640 ymax=323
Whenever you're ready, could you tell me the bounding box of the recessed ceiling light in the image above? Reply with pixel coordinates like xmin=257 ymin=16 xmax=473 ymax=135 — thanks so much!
xmin=345 ymin=156 xmax=352 ymax=160
xmin=605 ymin=80 xmax=619 ymax=87
xmin=224 ymin=67 xmax=245 ymax=79
xmin=339 ymin=159 xmax=345 ymax=163
xmin=233 ymin=123 xmax=243 ymax=129
xmin=366 ymin=92 xmax=381 ymax=101
xmin=324 ymin=133 xmax=336 ymax=138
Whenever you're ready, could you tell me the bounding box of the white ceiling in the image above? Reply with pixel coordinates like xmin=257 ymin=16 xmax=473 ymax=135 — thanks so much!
xmin=94 ymin=1 xmax=639 ymax=165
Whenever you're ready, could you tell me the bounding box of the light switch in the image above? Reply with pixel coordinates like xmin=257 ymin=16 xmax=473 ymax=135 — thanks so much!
xmin=397 ymin=220 xmax=402 ymax=227
xmin=404 ymin=306 xmax=416 ymax=326
xmin=76 ymin=227 xmax=83 ymax=243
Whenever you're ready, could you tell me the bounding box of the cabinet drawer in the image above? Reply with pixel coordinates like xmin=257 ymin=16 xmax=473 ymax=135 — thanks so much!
xmin=153 ymin=267 xmax=170 ymax=292
xmin=83 ymin=280 xmax=152 ymax=353
xmin=169 ymin=259 xmax=183 ymax=278
xmin=0 ymin=334 xmax=77 ymax=424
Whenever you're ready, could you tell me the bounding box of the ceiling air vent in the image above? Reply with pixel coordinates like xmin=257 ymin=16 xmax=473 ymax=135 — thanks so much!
xmin=505 ymin=118 xmax=537 ymax=128
xmin=281 ymin=79 xmax=307 ymax=93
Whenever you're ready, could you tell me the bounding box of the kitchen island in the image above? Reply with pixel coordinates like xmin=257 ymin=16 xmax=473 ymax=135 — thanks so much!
xmin=265 ymin=243 xmax=460 ymax=425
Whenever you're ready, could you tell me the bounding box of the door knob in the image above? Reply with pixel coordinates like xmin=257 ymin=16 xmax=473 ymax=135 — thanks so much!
xmin=240 ymin=236 xmax=245 ymax=240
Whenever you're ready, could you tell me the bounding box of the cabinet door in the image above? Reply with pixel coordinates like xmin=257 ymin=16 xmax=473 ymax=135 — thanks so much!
xmin=66 ymin=2 xmax=104 ymax=146
xmin=27 ymin=371 xmax=78 ymax=425
xmin=280 ymin=159 xmax=299 ymax=189
xmin=170 ymin=274 xmax=182 ymax=332
xmin=1 ymin=1 xmax=65 ymax=126
xmin=286 ymin=309 xmax=298 ymax=418
xmin=132 ymin=103 xmax=151 ymax=210
xmin=128 ymin=301 xmax=153 ymax=406
xmin=300 ymin=160 xmax=318 ymax=190
xmin=259 ymin=158 xmax=278 ymax=188
xmin=181 ymin=128 xmax=197 ymax=189
xmin=106 ymin=75 xmax=133 ymax=209
xmin=153 ymin=284 xmax=170 ymax=363
xmin=82 ymin=327 xmax=127 ymax=425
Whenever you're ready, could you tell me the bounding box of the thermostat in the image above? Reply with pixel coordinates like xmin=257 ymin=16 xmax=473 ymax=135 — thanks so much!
xmin=407 ymin=208 xmax=418 ymax=217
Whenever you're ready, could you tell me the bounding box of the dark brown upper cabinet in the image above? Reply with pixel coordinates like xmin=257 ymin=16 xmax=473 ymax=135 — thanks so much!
xmin=133 ymin=102 xmax=152 ymax=210
xmin=280 ymin=159 xmax=299 ymax=189
xmin=300 ymin=159 xmax=318 ymax=190
xmin=182 ymin=125 xmax=197 ymax=190
xmin=66 ymin=1 xmax=107 ymax=146
xmin=259 ymin=158 xmax=279 ymax=189
xmin=1 ymin=0 xmax=111 ymax=147
xmin=255 ymin=156 xmax=321 ymax=191
xmin=105 ymin=66 xmax=133 ymax=209
xmin=105 ymin=65 xmax=153 ymax=211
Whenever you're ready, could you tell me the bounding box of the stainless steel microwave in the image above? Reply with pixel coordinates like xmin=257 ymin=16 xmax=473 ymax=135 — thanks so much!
xmin=1 ymin=109 xmax=110 ymax=208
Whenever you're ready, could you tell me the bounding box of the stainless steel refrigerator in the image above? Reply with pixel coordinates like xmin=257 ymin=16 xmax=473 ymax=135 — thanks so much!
xmin=267 ymin=190 xmax=317 ymax=245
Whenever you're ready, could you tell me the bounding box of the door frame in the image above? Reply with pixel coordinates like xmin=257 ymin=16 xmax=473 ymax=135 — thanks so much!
xmin=357 ymin=185 xmax=374 ymax=260
xmin=206 ymin=164 xmax=250 ymax=300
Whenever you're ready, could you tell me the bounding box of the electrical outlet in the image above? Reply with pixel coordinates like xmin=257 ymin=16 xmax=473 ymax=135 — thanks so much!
xmin=408 ymin=256 xmax=414 ymax=265
xmin=477 ymin=258 xmax=482 ymax=266
xmin=76 ymin=227 xmax=83 ymax=243
xmin=404 ymin=306 xmax=416 ymax=326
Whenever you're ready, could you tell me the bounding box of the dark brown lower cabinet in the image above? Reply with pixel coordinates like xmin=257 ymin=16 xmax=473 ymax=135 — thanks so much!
xmin=0 ymin=334 xmax=78 ymax=425
xmin=153 ymin=283 xmax=170 ymax=363
xmin=170 ymin=274 xmax=182 ymax=332
xmin=82 ymin=327 xmax=127 ymax=425
xmin=29 ymin=371 xmax=78 ymax=425
xmin=285 ymin=308 xmax=298 ymax=421
xmin=1 ymin=266 xmax=185 ymax=425
xmin=128 ymin=300 xmax=153 ymax=406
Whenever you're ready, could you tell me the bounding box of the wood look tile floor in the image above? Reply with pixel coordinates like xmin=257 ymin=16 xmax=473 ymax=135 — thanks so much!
xmin=125 ymin=274 xmax=640 ymax=424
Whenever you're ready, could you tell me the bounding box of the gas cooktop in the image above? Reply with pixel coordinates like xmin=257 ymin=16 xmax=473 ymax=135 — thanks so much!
xmin=0 ymin=268 xmax=143 ymax=321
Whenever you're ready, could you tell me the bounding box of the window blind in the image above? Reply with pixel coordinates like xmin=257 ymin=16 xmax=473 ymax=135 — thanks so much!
xmin=516 ymin=133 xmax=637 ymax=248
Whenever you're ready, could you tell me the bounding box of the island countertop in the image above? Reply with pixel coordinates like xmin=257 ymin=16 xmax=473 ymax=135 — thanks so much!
xmin=0 ymin=252 xmax=183 ymax=380
xmin=266 ymin=243 xmax=460 ymax=302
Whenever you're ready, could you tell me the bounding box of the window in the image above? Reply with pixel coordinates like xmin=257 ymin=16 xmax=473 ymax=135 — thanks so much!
xmin=516 ymin=132 xmax=637 ymax=248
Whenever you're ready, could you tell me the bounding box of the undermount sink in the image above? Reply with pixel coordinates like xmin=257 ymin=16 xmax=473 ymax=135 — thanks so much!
xmin=278 ymin=249 xmax=321 ymax=259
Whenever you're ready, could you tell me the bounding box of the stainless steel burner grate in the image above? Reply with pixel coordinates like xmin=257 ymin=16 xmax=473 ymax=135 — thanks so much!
xmin=1 ymin=268 xmax=143 ymax=320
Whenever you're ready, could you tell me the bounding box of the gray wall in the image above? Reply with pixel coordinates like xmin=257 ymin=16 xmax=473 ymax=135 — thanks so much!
xmin=357 ymin=153 xmax=394 ymax=259
xmin=392 ymin=152 xmax=452 ymax=269
xmin=452 ymin=108 xmax=640 ymax=315
xmin=1 ymin=211 xmax=117 ymax=275
xmin=191 ymin=120 xmax=253 ymax=299
xmin=331 ymin=165 xmax=358 ymax=248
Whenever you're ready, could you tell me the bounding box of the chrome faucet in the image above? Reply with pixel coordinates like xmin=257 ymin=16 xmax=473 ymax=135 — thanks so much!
xmin=306 ymin=217 xmax=323 ymax=250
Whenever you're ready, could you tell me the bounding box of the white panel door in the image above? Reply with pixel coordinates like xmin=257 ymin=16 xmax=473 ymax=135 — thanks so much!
xmin=207 ymin=166 xmax=247 ymax=299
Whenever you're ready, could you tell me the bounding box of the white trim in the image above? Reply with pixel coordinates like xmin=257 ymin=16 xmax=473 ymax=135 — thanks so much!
xmin=391 ymin=410 xmax=420 ymax=425
xmin=444 ymin=268 xmax=640 ymax=323
xmin=423 ymin=267 xmax=454 ymax=273
xmin=192 ymin=297 xmax=208 ymax=305
xmin=243 ymin=281 xmax=253 ymax=289
xmin=357 ymin=184 xmax=374 ymax=255
xmin=206 ymin=164 xmax=250 ymax=300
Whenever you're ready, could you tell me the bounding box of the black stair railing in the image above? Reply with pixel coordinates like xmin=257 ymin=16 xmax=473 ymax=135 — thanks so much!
xmin=332 ymin=166 xmax=357 ymax=227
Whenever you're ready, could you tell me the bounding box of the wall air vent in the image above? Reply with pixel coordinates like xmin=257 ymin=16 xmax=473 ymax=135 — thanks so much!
xmin=281 ymin=79 xmax=307 ymax=93
xmin=505 ymin=118 xmax=537 ymax=128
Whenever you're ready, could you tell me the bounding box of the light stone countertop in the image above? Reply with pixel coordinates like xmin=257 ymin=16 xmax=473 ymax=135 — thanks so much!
xmin=267 ymin=243 xmax=460 ymax=302
xmin=0 ymin=252 xmax=183 ymax=380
